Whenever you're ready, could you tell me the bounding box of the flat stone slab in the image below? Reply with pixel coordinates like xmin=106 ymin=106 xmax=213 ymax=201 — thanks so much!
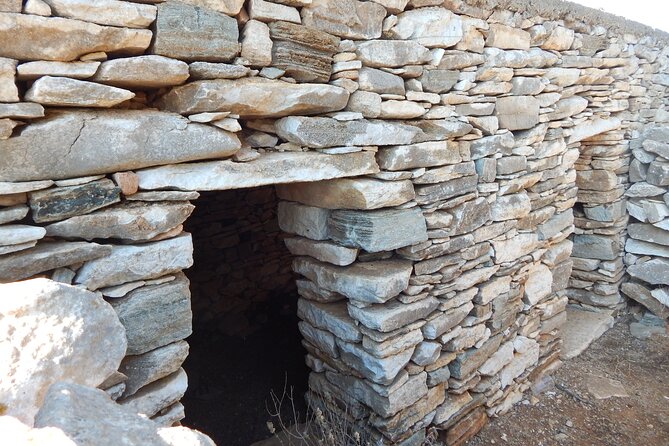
xmin=0 ymin=241 xmax=111 ymax=283
xmin=92 ymin=55 xmax=190 ymax=89
xmin=560 ymin=307 xmax=614 ymax=360
xmin=0 ymin=12 xmax=152 ymax=61
xmin=293 ymin=256 xmax=413 ymax=304
xmin=276 ymin=116 xmax=472 ymax=149
xmin=276 ymin=178 xmax=414 ymax=210
xmin=284 ymin=236 xmax=358 ymax=266
xmin=41 ymin=0 xmax=156 ymax=29
xmin=109 ymin=274 xmax=192 ymax=355
xmin=46 ymin=201 xmax=194 ymax=241
xmin=136 ymin=151 xmax=379 ymax=191
xmin=328 ymin=208 xmax=429 ymax=252
xmin=74 ymin=234 xmax=193 ymax=290
xmin=157 ymin=77 xmax=349 ymax=117
xmin=348 ymin=297 xmax=440 ymax=332
xmin=585 ymin=375 xmax=629 ymax=399
xmin=150 ymin=1 xmax=239 ymax=62
xmin=0 ymin=109 xmax=240 ymax=182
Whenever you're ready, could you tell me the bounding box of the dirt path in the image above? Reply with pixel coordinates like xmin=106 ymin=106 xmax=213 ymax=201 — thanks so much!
xmin=468 ymin=315 xmax=669 ymax=446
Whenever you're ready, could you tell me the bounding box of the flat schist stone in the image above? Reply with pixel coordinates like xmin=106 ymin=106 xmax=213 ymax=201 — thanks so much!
xmin=560 ymin=306 xmax=614 ymax=360
xmin=627 ymin=258 xmax=669 ymax=286
xmin=150 ymin=1 xmax=239 ymax=62
xmin=156 ymin=77 xmax=349 ymax=117
xmin=91 ymin=56 xmax=190 ymax=89
xmin=41 ymin=0 xmax=156 ymax=29
xmin=0 ymin=241 xmax=111 ymax=283
xmin=377 ymin=140 xmax=463 ymax=171
xmin=293 ymin=256 xmax=413 ymax=304
xmin=0 ymin=12 xmax=152 ymax=61
xmin=348 ymin=297 xmax=440 ymax=333
xmin=45 ymin=201 xmax=195 ymax=241
xmin=74 ymin=234 xmax=194 ymax=290
xmin=0 ymin=109 xmax=240 ymax=182
xmin=328 ymin=207 xmax=428 ymax=252
xmin=109 ymin=273 xmax=192 ymax=355
xmin=276 ymin=178 xmax=415 ymax=210
xmin=275 ymin=116 xmax=472 ymax=148
xmin=284 ymin=236 xmax=358 ymax=266
xmin=300 ymin=0 xmax=386 ymax=40
xmin=136 ymin=151 xmax=379 ymax=191
xmin=118 ymin=367 xmax=187 ymax=418
xmin=29 ymin=179 xmax=121 ymax=223
xmin=297 ymin=298 xmax=361 ymax=343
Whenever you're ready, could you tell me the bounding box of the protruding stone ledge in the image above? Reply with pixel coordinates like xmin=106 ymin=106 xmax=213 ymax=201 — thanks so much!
xmin=156 ymin=77 xmax=350 ymax=117
xmin=0 ymin=12 xmax=152 ymax=61
xmin=0 ymin=109 xmax=241 ymax=182
xmin=293 ymin=256 xmax=413 ymax=304
xmin=136 ymin=151 xmax=379 ymax=191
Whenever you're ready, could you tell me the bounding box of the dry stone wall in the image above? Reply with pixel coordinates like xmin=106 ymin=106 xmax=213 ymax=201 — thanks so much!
xmin=0 ymin=0 xmax=668 ymax=445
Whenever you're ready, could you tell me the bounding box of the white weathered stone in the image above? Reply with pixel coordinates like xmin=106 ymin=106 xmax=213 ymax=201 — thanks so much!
xmin=284 ymin=237 xmax=358 ymax=266
xmin=495 ymin=96 xmax=539 ymax=131
xmin=0 ymin=13 xmax=152 ymax=61
xmin=301 ymin=0 xmax=386 ymax=40
xmin=241 ymin=20 xmax=273 ymax=67
xmin=0 ymin=279 xmax=126 ymax=424
xmin=523 ymin=263 xmax=553 ymax=305
xmin=492 ymin=233 xmax=538 ymax=263
xmin=0 ymin=57 xmax=18 ymax=102
xmin=0 ymin=224 xmax=46 ymax=246
xmin=627 ymin=258 xmax=669 ymax=286
xmin=176 ymin=0 xmax=245 ymax=16
xmin=0 ymin=204 xmax=28 ymax=225
xmin=293 ymin=257 xmax=413 ymax=304
xmin=486 ymin=24 xmax=530 ymax=50
xmin=42 ymin=0 xmax=156 ymax=28
xmin=277 ymin=178 xmax=414 ymax=210
xmin=388 ymin=7 xmax=463 ymax=48
xmin=16 ymin=61 xmax=99 ymax=80
xmin=0 ymin=110 xmax=240 ymax=182
xmin=278 ymin=201 xmax=330 ymax=241
xmin=75 ymin=234 xmax=193 ymax=290
xmin=249 ymin=0 xmax=300 ymax=23
xmin=568 ymin=118 xmax=622 ymax=144
xmin=491 ymin=192 xmax=531 ymax=221
xmin=356 ymin=40 xmax=432 ymax=68
xmin=379 ymin=100 xmax=426 ymax=119
xmin=92 ymin=56 xmax=189 ymax=89
xmin=157 ymin=78 xmax=349 ymax=117
xmin=24 ymin=76 xmax=134 ymax=107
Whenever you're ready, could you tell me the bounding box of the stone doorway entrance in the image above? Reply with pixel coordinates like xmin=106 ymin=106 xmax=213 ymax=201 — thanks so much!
xmin=181 ymin=187 xmax=309 ymax=445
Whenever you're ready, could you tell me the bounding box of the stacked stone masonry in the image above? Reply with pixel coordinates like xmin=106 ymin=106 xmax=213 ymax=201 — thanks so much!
xmin=0 ymin=0 xmax=668 ymax=445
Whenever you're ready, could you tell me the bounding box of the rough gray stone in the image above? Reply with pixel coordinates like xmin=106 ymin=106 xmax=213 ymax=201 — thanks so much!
xmin=297 ymin=299 xmax=361 ymax=343
xmin=150 ymin=1 xmax=239 ymax=62
xmin=74 ymin=234 xmax=193 ymax=290
xmin=120 ymin=341 xmax=189 ymax=398
xmin=572 ymin=234 xmax=620 ymax=261
xmin=278 ymin=201 xmax=330 ymax=241
xmin=293 ymin=257 xmax=413 ymax=304
xmin=348 ymin=297 xmax=439 ymax=332
xmin=377 ymin=141 xmax=462 ymax=171
xmin=0 ymin=241 xmax=111 ymax=283
xmin=119 ymin=368 xmax=187 ymax=418
xmin=45 ymin=201 xmax=194 ymax=241
xmin=110 ymin=274 xmax=192 ymax=355
xmin=627 ymin=259 xmax=669 ymax=286
xmin=136 ymin=151 xmax=379 ymax=191
xmin=328 ymin=208 xmax=428 ymax=252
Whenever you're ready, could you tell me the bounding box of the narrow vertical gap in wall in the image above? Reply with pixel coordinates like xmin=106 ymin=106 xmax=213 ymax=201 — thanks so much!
xmin=181 ymin=187 xmax=309 ymax=446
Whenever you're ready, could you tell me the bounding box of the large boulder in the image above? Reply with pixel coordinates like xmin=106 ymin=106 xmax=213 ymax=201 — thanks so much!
xmin=34 ymin=382 xmax=214 ymax=446
xmin=0 ymin=279 xmax=126 ymax=425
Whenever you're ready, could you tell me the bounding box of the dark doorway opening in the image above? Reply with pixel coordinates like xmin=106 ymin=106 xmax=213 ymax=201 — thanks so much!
xmin=182 ymin=187 xmax=309 ymax=446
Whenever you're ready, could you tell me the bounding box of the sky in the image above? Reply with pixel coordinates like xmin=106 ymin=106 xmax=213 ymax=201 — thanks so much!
xmin=571 ymin=0 xmax=669 ymax=32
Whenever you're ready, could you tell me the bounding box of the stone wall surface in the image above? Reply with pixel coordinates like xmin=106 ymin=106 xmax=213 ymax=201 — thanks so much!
xmin=0 ymin=0 xmax=668 ymax=445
